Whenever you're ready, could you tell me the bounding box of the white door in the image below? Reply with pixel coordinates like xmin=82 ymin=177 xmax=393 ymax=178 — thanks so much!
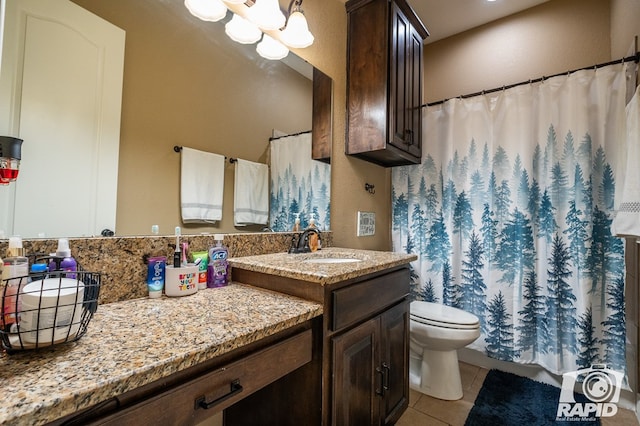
xmin=0 ymin=0 xmax=125 ymax=238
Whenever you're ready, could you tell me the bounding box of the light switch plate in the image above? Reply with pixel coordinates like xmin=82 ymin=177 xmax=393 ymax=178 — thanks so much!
xmin=357 ymin=211 xmax=375 ymax=237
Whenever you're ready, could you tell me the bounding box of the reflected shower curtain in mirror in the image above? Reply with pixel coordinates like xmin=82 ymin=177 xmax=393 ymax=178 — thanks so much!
xmin=269 ymin=132 xmax=331 ymax=231
xmin=392 ymin=63 xmax=630 ymax=379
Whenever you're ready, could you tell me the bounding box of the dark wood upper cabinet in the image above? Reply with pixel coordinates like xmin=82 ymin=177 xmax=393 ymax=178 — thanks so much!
xmin=312 ymin=67 xmax=333 ymax=163
xmin=345 ymin=0 xmax=428 ymax=167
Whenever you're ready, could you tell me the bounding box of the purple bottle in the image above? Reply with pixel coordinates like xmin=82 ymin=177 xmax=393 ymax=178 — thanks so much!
xmin=55 ymin=238 xmax=77 ymax=279
xmin=207 ymin=235 xmax=228 ymax=288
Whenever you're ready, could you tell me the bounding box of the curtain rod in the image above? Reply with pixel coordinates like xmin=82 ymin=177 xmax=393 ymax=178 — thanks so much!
xmin=423 ymin=53 xmax=640 ymax=108
xmin=268 ymin=129 xmax=311 ymax=141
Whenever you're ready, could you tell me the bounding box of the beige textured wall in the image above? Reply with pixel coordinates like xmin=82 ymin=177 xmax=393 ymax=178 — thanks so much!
xmin=611 ymin=0 xmax=640 ymax=58
xmin=423 ymin=0 xmax=612 ymax=104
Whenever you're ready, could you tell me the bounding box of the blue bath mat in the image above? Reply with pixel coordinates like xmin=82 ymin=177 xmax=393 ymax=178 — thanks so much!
xmin=465 ymin=369 xmax=600 ymax=426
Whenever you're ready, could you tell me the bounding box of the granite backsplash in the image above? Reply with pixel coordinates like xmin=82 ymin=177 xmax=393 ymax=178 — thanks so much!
xmin=0 ymin=232 xmax=333 ymax=304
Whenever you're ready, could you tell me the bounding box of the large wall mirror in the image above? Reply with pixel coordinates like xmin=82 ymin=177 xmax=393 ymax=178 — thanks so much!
xmin=0 ymin=0 xmax=332 ymax=239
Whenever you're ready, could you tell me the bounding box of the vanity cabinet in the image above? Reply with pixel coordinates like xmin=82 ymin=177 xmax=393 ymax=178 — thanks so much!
xmin=54 ymin=324 xmax=314 ymax=426
xmin=332 ymin=300 xmax=409 ymax=425
xmin=228 ymin=264 xmax=410 ymax=425
xmin=345 ymin=0 xmax=428 ymax=167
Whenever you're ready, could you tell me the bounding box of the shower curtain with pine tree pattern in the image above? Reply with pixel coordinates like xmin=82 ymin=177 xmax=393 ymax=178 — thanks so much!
xmin=392 ymin=63 xmax=630 ymax=379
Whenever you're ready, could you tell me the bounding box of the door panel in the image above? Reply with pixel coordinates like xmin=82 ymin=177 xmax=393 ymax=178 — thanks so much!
xmin=332 ymin=317 xmax=379 ymax=426
xmin=0 ymin=0 xmax=124 ymax=237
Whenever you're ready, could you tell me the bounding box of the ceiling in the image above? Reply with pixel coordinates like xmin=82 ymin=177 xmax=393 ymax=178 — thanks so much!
xmin=407 ymin=0 xmax=550 ymax=43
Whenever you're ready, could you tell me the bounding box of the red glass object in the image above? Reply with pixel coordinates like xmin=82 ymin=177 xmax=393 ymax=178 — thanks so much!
xmin=0 ymin=168 xmax=19 ymax=180
xmin=0 ymin=157 xmax=20 ymax=182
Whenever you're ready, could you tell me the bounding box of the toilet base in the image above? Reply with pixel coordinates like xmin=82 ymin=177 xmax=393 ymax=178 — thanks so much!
xmin=410 ymin=348 xmax=463 ymax=400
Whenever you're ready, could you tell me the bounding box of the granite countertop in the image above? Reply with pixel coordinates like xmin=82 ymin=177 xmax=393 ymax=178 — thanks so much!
xmin=0 ymin=284 xmax=322 ymax=426
xmin=228 ymin=247 xmax=417 ymax=285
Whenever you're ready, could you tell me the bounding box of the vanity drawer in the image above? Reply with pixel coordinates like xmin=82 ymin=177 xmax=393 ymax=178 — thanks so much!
xmin=331 ymin=268 xmax=409 ymax=331
xmin=93 ymin=329 xmax=313 ymax=425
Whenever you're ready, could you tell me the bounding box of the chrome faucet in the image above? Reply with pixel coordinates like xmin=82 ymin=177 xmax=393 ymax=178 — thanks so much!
xmin=288 ymin=228 xmax=322 ymax=253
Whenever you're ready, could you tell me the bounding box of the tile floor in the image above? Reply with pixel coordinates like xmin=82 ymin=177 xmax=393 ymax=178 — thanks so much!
xmin=397 ymin=362 xmax=640 ymax=426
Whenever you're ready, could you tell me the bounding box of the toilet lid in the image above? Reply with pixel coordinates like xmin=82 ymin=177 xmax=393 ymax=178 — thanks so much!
xmin=410 ymin=301 xmax=480 ymax=329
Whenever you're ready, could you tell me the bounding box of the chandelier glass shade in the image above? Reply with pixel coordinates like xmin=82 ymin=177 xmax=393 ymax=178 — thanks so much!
xmin=185 ymin=0 xmax=314 ymax=60
xmin=184 ymin=0 xmax=227 ymax=22
xmin=225 ymin=13 xmax=262 ymax=44
xmin=247 ymin=0 xmax=286 ymax=31
xmin=256 ymin=34 xmax=289 ymax=60
xmin=279 ymin=9 xmax=314 ymax=48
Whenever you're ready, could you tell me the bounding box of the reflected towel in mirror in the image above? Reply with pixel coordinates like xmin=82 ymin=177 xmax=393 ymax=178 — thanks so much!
xmin=180 ymin=147 xmax=225 ymax=223
xmin=234 ymin=158 xmax=269 ymax=226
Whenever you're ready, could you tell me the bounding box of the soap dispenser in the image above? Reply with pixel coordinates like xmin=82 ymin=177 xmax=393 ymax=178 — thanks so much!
xmin=51 ymin=238 xmax=77 ymax=279
xmin=307 ymin=213 xmax=321 ymax=252
xmin=292 ymin=213 xmax=301 ymax=232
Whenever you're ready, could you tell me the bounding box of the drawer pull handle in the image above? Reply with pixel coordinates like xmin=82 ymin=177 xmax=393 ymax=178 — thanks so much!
xmin=195 ymin=379 xmax=243 ymax=410
xmin=382 ymin=362 xmax=390 ymax=392
xmin=375 ymin=366 xmax=385 ymax=396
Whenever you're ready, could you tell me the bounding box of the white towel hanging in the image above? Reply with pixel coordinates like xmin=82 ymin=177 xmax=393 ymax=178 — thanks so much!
xmin=180 ymin=147 xmax=225 ymax=223
xmin=612 ymin=85 xmax=640 ymax=238
xmin=234 ymin=158 xmax=269 ymax=226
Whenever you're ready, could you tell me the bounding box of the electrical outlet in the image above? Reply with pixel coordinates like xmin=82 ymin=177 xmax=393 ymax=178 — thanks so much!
xmin=357 ymin=211 xmax=375 ymax=237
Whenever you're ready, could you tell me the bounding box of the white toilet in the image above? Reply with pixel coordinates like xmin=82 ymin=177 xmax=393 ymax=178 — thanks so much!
xmin=409 ymin=301 xmax=481 ymax=400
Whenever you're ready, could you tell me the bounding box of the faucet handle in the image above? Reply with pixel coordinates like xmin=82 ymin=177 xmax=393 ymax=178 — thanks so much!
xmin=288 ymin=235 xmax=299 ymax=254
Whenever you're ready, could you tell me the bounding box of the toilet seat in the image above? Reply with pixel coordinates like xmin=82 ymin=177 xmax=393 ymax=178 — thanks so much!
xmin=410 ymin=301 xmax=480 ymax=330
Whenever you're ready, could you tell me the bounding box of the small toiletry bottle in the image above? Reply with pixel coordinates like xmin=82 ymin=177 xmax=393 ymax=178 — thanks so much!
xmin=292 ymin=213 xmax=301 ymax=232
xmin=30 ymin=263 xmax=48 ymax=281
xmin=207 ymin=234 xmax=229 ymax=288
xmin=55 ymin=238 xmax=77 ymax=279
xmin=146 ymin=256 xmax=166 ymax=298
xmin=49 ymin=238 xmax=78 ymax=278
xmin=2 ymin=236 xmax=29 ymax=332
xmin=308 ymin=214 xmax=321 ymax=252
xmin=192 ymin=251 xmax=209 ymax=290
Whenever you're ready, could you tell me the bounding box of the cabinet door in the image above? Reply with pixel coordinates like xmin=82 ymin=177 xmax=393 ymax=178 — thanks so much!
xmin=406 ymin=24 xmax=423 ymax=159
xmin=379 ymin=301 xmax=410 ymax=424
xmin=389 ymin=1 xmax=409 ymax=150
xmin=332 ymin=316 xmax=380 ymax=426
xmin=389 ymin=1 xmax=422 ymax=160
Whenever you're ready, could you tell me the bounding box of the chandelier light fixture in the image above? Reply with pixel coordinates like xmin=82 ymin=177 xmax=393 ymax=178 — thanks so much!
xmin=184 ymin=0 xmax=315 ymax=60
xmin=184 ymin=0 xmax=227 ymax=22
xmin=279 ymin=2 xmax=314 ymax=48
xmin=247 ymin=0 xmax=286 ymax=31
xmin=225 ymin=14 xmax=262 ymax=44
xmin=256 ymin=34 xmax=290 ymax=60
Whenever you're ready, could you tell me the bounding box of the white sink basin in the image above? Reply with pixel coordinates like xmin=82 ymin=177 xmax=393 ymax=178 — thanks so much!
xmin=303 ymin=258 xmax=363 ymax=264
